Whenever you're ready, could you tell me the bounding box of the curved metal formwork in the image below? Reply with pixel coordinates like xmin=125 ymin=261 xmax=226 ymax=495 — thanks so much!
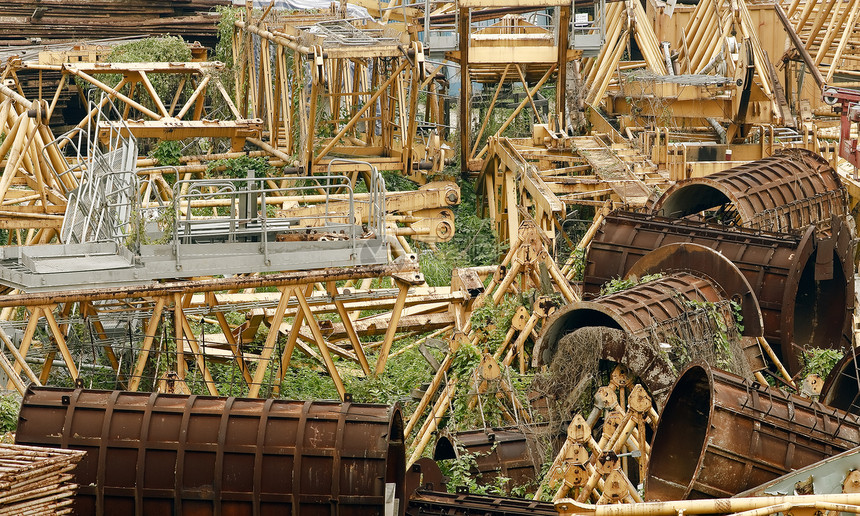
xmin=645 ymin=362 xmax=860 ymax=501
xmin=651 ymin=149 xmax=846 ymax=234
xmin=533 ymin=270 xmax=754 ymax=404
xmin=15 ymin=387 xmax=406 ymax=516
xmin=820 ymin=352 xmax=860 ymax=414
xmin=583 ymin=210 xmax=854 ymax=374
xmin=433 ymin=425 xmax=561 ymax=494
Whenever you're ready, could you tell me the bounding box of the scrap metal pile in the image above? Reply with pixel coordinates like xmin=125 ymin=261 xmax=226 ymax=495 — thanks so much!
xmin=0 ymin=0 xmax=229 ymax=47
xmin=0 ymin=0 xmax=860 ymax=515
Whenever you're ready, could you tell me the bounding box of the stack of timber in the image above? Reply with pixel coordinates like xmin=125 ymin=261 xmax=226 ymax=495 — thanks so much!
xmin=0 ymin=443 xmax=84 ymax=516
xmin=0 ymin=0 xmax=229 ymax=48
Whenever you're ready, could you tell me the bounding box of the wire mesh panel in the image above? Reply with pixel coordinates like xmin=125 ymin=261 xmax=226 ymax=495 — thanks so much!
xmin=60 ymin=95 xmax=139 ymax=245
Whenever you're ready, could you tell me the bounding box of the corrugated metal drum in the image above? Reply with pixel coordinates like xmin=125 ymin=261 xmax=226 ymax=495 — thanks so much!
xmin=16 ymin=387 xmax=406 ymax=516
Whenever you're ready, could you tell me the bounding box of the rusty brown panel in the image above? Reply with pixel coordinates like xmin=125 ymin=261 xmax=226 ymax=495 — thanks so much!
xmin=533 ymin=272 xmax=731 ymax=404
xmin=646 ymin=362 xmax=860 ymax=501
xmin=433 ymin=426 xmax=562 ymax=495
xmin=651 ymin=149 xmax=846 ymax=234
xmin=583 ymin=210 xmax=854 ymax=375
xmin=15 ymin=387 xmax=406 ymax=516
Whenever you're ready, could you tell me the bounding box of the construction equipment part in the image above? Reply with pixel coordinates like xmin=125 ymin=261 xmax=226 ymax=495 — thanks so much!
xmin=16 ymin=386 xmax=406 ymax=516
xmin=534 ymin=261 xmax=760 ymax=404
xmin=0 ymin=257 xmax=425 ymax=400
xmin=583 ymin=210 xmax=854 ymax=374
xmin=232 ymin=11 xmax=450 ymax=180
xmin=434 ymin=425 xmax=559 ymax=495
xmin=407 ymin=489 xmax=557 ymax=516
xmin=651 ymin=148 xmax=847 ymax=235
xmin=537 ymin=380 xmax=657 ymax=503
xmin=478 ymin=133 xmax=660 ymax=246
xmin=646 ymin=362 xmax=860 ymax=501
xmin=822 ymin=86 xmax=860 ymax=169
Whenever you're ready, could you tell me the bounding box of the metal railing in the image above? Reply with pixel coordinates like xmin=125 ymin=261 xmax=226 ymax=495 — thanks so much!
xmin=171 ymin=163 xmax=386 ymax=268
xmin=60 ymin=95 xmax=139 ymax=245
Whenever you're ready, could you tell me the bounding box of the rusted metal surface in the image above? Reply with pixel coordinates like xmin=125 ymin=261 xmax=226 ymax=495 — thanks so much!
xmin=820 ymin=352 xmax=860 ymax=414
xmin=16 ymin=387 xmax=406 ymax=516
xmin=534 ymin=271 xmax=748 ymax=403
xmin=406 ymin=489 xmax=557 ymax=516
xmin=584 ymin=210 xmax=854 ymax=374
xmin=736 ymin=445 xmax=860 ymax=497
xmin=651 ymin=149 xmax=846 ymax=234
xmin=646 ymin=362 xmax=860 ymax=501
xmin=434 ymin=425 xmax=561 ymax=494
xmin=405 ymin=458 xmax=445 ymax=495
xmin=0 ymin=258 xmax=422 ymax=307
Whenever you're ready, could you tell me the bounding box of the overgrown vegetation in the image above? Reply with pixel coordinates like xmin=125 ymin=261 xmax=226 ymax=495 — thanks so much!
xmin=100 ymin=36 xmax=192 ymax=114
xmin=599 ymin=273 xmax=663 ymax=296
xmin=0 ymin=395 xmax=20 ymax=434
xmin=801 ymin=347 xmax=843 ymax=379
xmin=109 ymin=36 xmax=192 ymax=64
xmin=418 ymin=179 xmax=504 ymax=286
xmin=439 ymin=444 xmax=511 ymax=495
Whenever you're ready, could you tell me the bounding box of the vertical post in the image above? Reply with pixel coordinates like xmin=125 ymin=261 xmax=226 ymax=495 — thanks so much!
xmin=556 ymin=5 xmax=571 ymax=130
xmin=374 ymin=278 xmax=411 ymax=375
xmin=458 ymin=6 xmax=471 ymax=174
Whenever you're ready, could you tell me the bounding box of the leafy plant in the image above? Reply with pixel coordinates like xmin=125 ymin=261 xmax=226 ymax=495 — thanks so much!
xmin=345 ymin=346 xmax=432 ymax=407
xmin=206 ymin=155 xmax=273 ymax=179
xmin=438 ymin=443 xmax=511 ymax=495
xmin=109 ymin=36 xmax=192 ymax=64
xmin=417 ymin=179 xmax=505 ymax=286
xmin=0 ymin=394 xmax=20 ymax=434
xmin=599 ymin=273 xmax=662 ymax=296
xmin=215 ymin=6 xmax=241 ymax=69
xmin=150 ymin=140 xmax=182 ymax=167
xmin=801 ymin=348 xmax=843 ymax=380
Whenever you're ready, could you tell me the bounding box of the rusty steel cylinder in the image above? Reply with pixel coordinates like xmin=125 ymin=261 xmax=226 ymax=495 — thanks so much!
xmin=651 ymin=148 xmax=845 ymax=234
xmin=645 ymin=363 xmax=860 ymax=501
xmin=15 ymin=387 xmax=406 ymax=516
xmin=583 ymin=210 xmax=854 ymax=374
xmin=533 ymin=271 xmax=741 ymax=403
xmin=433 ymin=425 xmax=561 ymax=494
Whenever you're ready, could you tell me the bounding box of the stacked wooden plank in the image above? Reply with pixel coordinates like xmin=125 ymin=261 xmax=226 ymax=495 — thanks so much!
xmin=0 ymin=0 xmax=230 ymax=48
xmin=0 ymin=443 xmax=85 ymax=516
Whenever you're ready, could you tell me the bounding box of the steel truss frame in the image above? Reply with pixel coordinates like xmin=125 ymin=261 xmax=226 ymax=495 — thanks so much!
xmin=0 ymin=258 xmax=476 ymax=401
xmin=233 ymin=8 xmax=452 ymax=181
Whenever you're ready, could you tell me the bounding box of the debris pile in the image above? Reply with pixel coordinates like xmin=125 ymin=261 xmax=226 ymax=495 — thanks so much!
xmin=0 ymin=0 xmax=229 ymax=47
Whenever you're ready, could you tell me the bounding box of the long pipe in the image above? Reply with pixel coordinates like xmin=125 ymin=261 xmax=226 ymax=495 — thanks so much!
xmin=775 ymin=4 xmax=825 ymax=88
xmin=556 ymin=493 xmax=860 ymax=516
